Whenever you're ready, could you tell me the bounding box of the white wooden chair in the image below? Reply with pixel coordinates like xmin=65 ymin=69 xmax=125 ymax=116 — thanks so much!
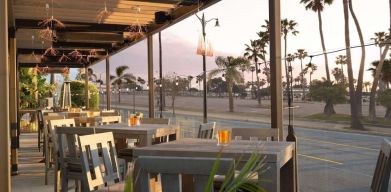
xmin=43 ymin=115 xmax=65 ymax=185
xmin=100 ymin=110 xmax=119 ymax=117
xmin=48 ymin=118 xmax=82 ymax=192
xmin=134 ymin=156 xmax=234 ymax=192
xmin=140 ymin=118 xmax=170 ymax=125
xmin=370 ymin=139 xmax=391 ymax=192
xmin=176 ymin=120 xmax=200 ymax=139
xmin=101 ymin=116 xmax=121 ymax=125
xmin=197 ymin=122 xmax=216 ymax=139
xmin=78 ymin=132 xmax=124 ymax=192
xmin=231 ymin=128 xmax=279 ymax=141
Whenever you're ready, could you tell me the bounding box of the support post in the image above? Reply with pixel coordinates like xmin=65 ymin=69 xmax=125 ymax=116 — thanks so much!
xmin=105 ymin=57 xmax=111 ymax=110
xmin=84 ymin=66 xmax=89 ymax=109
xmin=0 ymin=0 xmax=11 ymax=190
xmin=147 ymin=35 xmax=155 ymax=118
xmin=9 ymin=28 xmax=18 ymax=175
xmin=269 ymin=0 xmax=283 ymax=140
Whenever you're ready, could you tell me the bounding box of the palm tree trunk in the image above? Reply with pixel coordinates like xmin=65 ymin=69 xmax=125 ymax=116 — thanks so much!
xmin=300 ymin=59 xmax=305 ymax=100
xmin=349 ymin=0 xmax=366 ymax=117
xmin=254 ymin=58 xmax=261 ymax=105
xmin=228 ymin=80 xmax=234 ymax=112
xmin=118 ymin=85 xmax=121 ymax=103
xmin=343 ymin=0 xmax=363 ymax=129
xmin=284 ymin=35 xmax=289 ymax=102
xmin=318 ymin=10 xmax=330 ymax=82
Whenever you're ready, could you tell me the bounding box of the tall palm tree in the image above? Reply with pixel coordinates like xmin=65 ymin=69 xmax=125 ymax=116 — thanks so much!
xmin=110 ymin=65 xmax=136 ymax=103
xmin=208 ymin=56 xmax=250 ymax=112
xmin=369 ymin=21 xmax=391 ymax=120
xmin=244 ymin=40 xmax=263 ymax=104
xmin=281 ymin=19 xmax=299 ymax=89
xmin=295 ymin=49 xmax=308 ymax=100
xmin=335 ymin=55 xmax=347 ymax=83
xmin=343 ymin=0 xmax=363 ymax=129
xmin=369 ymin=60 xmax=391 ymax=89
xmin=348 ymin=0 xmax=366 ymax=117
xmin=300 ymin=0 xmax=333 ymax=82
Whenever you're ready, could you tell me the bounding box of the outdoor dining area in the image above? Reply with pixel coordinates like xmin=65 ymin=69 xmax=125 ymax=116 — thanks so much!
xmin=1 ymin=0 xmax=391 ymax=192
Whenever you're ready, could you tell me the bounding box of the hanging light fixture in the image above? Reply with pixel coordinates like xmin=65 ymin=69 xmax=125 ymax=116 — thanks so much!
xmin=38 ymin=0 xmax=65 ymax=42
xmin=126 ymin=6 xmax=146 ymax=41
xmin=96 ymin=0 xmax=111 ymax=24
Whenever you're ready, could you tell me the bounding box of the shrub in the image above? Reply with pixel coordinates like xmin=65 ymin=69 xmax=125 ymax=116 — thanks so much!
xmin=60 ymin=81 xmax=99 ymax=110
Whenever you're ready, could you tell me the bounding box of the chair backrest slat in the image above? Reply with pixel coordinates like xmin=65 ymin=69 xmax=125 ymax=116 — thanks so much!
xmin=197 ymin=122 xmax=216 ymax=139
xmin=140 ymin=118 xmax=170 ymax=125
xmin=134 ymin=156 xmax=233 ymax=192
xmin=231 ymin=128 xmax=279 ymax=141
xmin=78 ymin=132 xmax=120 ymax=191
xmin=370 ymin=139 xmax=391 ymax=192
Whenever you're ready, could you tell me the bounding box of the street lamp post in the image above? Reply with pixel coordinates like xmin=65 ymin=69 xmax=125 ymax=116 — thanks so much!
xmin=195 ymin=13 xmax=219 ymax=123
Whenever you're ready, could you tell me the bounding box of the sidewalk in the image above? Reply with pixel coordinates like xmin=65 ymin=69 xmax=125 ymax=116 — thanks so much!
xmin=105 ymin=103 xmax=391 ymax=137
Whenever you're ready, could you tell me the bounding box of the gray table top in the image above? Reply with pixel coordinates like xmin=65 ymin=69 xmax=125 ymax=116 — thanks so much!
xmin=134 ymin=138 xmax=295 ymax=165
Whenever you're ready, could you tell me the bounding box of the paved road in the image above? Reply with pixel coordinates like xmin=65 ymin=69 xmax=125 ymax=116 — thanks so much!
xmin=112 ymin=107 xmax=391 ymax=192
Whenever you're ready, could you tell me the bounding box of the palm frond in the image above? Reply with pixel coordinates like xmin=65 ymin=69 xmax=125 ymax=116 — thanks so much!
xmin=116 ymin=65 xmax=129 ymax=77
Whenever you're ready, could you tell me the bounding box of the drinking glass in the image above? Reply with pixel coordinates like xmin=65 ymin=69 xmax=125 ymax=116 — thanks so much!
xmin=217 ymin=129 xmax=231 ymax=146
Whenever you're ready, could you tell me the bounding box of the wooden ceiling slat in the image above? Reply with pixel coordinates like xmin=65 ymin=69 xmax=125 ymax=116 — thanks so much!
xmin=13 ymin=5 xmax=157 ymax=19
xmin=14 ymin=0 xmax=175 ymax=12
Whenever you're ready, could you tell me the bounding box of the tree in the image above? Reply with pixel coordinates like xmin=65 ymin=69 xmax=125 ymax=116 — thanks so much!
xmin=378 ymin=89 xmax=391 ymax=120
xmin=304 ymin=62 xmax=317 ymax=86
xmin=371 ymin=32 xmax=388 ymax=58
xmin=209 ymin=56 xmax=250 ymax=112
xmin=369 ymin=31 xmax=391 ymax=120
xmin=19 ymin=68 xmax=55 ymax=108
xmin=244 ymin=40 xmax=263 ymax=104
xmin=300 ymin=0 xmax=333 ymax=81
xmin=364 ymin=81 xmax=371 ymax=92
xmin=295 ymin=49 xmax=308 ymax=100
xmin=281 ymin=19 xmax=299 ymax=92
xmin=368 ymin=60 xmax=391 ymax=89
xmin=332 ymin=67 xmax=345 ymax=85
xmin=348 ymin=0 xmax=366 ymax=117
xmin=343 ymin=0 xmax=363 ymax=129
xmin=308 ymin=80 xmax=347 ymax=116
xmin=163 ymin=75 xmax=188 ymax=115
xmin=335 ymin=55 xmax=347 ymax=84
xmin=110 ymin=65 xmax=136 ymax=103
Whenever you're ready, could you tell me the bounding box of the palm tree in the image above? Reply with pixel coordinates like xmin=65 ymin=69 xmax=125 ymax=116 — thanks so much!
xmin=281 ymin=19 xmax=299 ymax=89
xmin=369 ymin=32 xmax=391 ymax=121
xmin=335 ymin=55 xmax=347 ymax=84
xmin=348 ymin=0 xmax=366 ymax=117
xmin=343 ymin=0 xmax=363 ymax=129
xmin=110 ymin=65 xmax=136 ymax=103
xmin=208 ymin=56 xmax=250 ymax=112
xmin=363 ymin=81 xmax=371 ymax=92
xmin=371 ymin=32 xmax=388 ymax=58
xmin=305 ymin=62 xmax=317 ymax=86
xmin=295 ymin=49 xmax=308 ymax=100
xmin=300 ymin=0 xmax=333 ymax=82
xmin=368 ymin=60 xmax=391 ymax=89
xmin=244 ymin=40 xmax=263 ymax=104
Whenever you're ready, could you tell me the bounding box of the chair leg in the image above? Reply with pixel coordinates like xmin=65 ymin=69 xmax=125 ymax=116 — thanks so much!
xmin=60 ymin=167 xmax=69 ymax=192
xmin=54 ymin=161 xmax=60 ymax=192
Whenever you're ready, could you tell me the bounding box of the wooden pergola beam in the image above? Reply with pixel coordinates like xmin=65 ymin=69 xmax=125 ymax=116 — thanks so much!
xmin=18 ymin=62 xmax=86 ymax=68
xmin=56 ymin=32 xmax=125 ymax=43
xmin=53 ymin=41 xmax=113 ymax=49
xmin=17 ymin=48 xmax=106 ymax=55
xmin=15 ymin=19 xmax=131 ymax=33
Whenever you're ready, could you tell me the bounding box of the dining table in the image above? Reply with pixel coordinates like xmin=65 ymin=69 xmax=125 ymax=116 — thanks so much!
xmin=55 ymin=123 xmax=177 ymax=147
xmin=134 ymin=138 xmax=296 ymax=192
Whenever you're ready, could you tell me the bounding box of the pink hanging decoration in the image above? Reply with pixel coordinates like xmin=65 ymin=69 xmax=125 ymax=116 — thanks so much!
xmin=196 ymin=34 xmax=206 ymax=55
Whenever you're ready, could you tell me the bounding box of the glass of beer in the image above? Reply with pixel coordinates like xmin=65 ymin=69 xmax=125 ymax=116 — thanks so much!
xmin=217 ymin=129 xmax=231 ymax=146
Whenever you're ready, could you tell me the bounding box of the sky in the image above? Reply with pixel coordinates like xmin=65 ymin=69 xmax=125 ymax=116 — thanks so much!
xmin=85 ymin=0 xmax=390 ymax=87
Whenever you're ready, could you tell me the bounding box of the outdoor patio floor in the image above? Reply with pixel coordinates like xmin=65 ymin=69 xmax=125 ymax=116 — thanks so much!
xmin=12 ymin=133 xmax=75 ymax=192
